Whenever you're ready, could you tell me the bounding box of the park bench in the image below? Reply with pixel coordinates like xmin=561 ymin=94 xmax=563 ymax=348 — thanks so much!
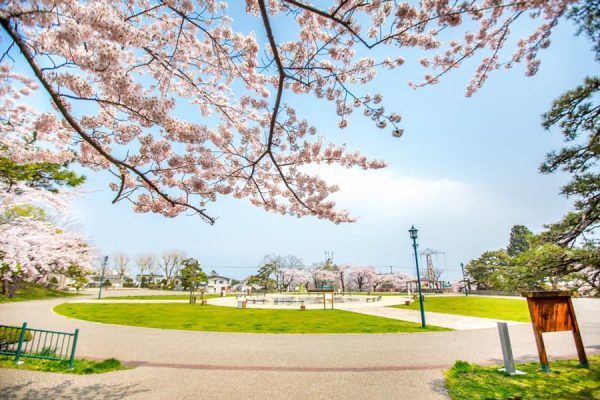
xmin=273 ymin=298 xmax=305 ymax=305
xmin=247 ymin=298 xmax=266 ymax=304
xmin=365 ymin=296 xmax=383 ymax=303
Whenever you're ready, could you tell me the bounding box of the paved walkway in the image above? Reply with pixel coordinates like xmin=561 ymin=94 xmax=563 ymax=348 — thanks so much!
xmin=340 ymin=306 xmax=523 ymax=330
xmin=1 ymin=293 xmax=598 ymax=399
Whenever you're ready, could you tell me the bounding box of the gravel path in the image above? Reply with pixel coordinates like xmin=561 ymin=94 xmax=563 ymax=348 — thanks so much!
xmin=1 ymin=293 xmax=598 ymax=400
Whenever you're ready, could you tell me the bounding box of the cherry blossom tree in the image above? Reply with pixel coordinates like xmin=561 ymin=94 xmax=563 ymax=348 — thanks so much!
xmin=334 ymin=264 xmax=350 ymax=292
xmin=348 ymin=265 xmax=378 ymax=291
xmin=311 ymin=262 xmax=337 ymax=289
xmin=270 ymin=254 xmax=304 ymax=290
xmin=0 ymin=0 xmax=577 ymax=224
xmin=371 ymin=273 xmax=387 ymax=291
xmin=280 ymin=267 xmax=307 ymax=291
xmin=0 ymin=185 xmax=92 ymax=297
xmin=390 ymin=272 xmax=412 ymax=291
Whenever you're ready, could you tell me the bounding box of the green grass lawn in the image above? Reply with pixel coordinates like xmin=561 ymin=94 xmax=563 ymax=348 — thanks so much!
xmin=0 ymin=282 xmax=81 ymax=303
xmin=0 ymin=355 xmax=126 ymax=374
xmin=344 ymin=292 xmax=405 ymax=296
xmin=99 ymin=293 xmax=229 ymax=300
xmin=391 ymin=296 xmax=531 ymax=322
xmin=54 ymin=303 xmax=450 ymax=333
xmin=445 ymin=355 xmax=600 ymax=399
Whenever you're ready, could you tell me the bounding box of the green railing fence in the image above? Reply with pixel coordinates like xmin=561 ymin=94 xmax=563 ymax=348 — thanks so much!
xmin=0 ymin=322 xmax=79 ymax=368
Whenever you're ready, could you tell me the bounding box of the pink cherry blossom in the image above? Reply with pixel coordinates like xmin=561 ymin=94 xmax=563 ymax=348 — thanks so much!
xmin=0 ymin=0 xmax=575 ymax=224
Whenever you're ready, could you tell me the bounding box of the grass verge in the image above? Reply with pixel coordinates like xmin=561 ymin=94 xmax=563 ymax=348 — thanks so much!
xmin=445 ymin=355 xmax=600 ymax=399
xmin=0 ymin=282 xmax=81 ymax=303
xmin=391 ymin=296 xmax=530 ymax=322
xmin=0 ymin=355 xmax=127 ymax=374
xmin=54 ymin=303 xmax=450 ymax=333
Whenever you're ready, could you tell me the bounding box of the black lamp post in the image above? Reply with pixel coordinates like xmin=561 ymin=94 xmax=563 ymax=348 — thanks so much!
xmin=97 ymin=255 xmax=108 ymax=299
xmin=460 ymin=262 xmax=469 ymax=296
xmin=409 ymin=225 xmax=426 ymax=328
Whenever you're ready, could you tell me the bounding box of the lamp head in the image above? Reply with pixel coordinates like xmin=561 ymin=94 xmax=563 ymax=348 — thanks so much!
xmin=408 ymin=225 xmax=418 ymax=240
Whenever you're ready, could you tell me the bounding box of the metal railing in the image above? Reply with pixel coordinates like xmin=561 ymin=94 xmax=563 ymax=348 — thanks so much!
xmin=0 ymin=322 xmax=79 ymax=368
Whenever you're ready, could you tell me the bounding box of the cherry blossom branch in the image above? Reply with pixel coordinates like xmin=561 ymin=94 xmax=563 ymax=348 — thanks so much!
xmin=0 ymin=17 xmax=215 ymax=224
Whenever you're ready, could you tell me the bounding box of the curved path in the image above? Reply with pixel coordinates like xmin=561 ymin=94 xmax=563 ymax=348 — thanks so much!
xmin=1 ymin=293 xmax=598 ymax=400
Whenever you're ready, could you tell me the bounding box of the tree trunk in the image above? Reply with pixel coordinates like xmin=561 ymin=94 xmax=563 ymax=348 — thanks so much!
xmin=8 ymin=277 xmax=21 ymax=298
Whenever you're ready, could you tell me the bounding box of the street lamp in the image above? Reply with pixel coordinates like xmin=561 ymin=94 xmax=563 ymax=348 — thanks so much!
xmin=98 ymin=255 xmax=108 ymax=299
xmin=460 ymin=262 xmax=469 ymax=296
xmin=409 ymin=225 xmax=426 ymax=328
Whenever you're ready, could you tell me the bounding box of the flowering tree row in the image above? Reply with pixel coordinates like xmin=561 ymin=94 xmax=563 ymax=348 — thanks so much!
xmin=0 ymin=0 xmax=577 ymax=223
xmin=255 ymin=256 xmax=412 ymax=292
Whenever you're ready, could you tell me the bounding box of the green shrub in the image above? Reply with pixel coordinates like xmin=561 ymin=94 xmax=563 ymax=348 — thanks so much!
xmin=36 ymin=346 xmax=58 ymax=357
xmin=0 ymin=327 xmax=32 ymax=344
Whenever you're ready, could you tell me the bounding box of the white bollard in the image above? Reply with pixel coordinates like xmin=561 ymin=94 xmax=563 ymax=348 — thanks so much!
xmin=497 ymin=322 xmax=525 ymax=375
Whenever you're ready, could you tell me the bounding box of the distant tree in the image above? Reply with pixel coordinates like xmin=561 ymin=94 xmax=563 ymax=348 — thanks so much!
xmin=135 ymin=254 xmax=155 ymax=288
xmin=66 ymin=265 xmax=89 ymax=292
xmin=465 ymin=250 xmax=513 ymax=291
xmin=280 ymin=268 xmax=307 ymax=292
xmin=247 ymin=274 xmax=276 ymax=291
xmin=371 ymin=274 xmax=385 ymax=292
xmin=507 ymin=225 xmax=533 ymax=256
xmin=311 ymin=263 xmax=337 ymax=289
xmin=158 ymin=250 xmax=186 ymax=287
xmin=334 ymin=264 xmax=350 ymax=292
xmin=113 ymin=252 xmax=129 ymax=288
xmin=180 ymin=258 xmax=207 ymax=301
xmin=267 ymin=254 xmax=305 ymax=291
xmin=348 ymin=266 xmax=378 ymax=292
xmin=255 ymin=261 xmax=278 ymax=290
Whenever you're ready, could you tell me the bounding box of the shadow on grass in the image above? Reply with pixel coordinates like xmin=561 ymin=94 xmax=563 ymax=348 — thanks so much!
xmin=0 ymin=380 xmax=148 ymax=400
xmin=430 ymin=378 xmax=449 ymax=397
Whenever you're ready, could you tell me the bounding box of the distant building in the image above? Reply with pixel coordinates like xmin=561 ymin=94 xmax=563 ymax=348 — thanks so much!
xmin=207 ymin=275 xmax=231 ymax=294
xmin=231 ymin=280 xmax=261 ymax=293
xmin=89 ymin=272 xmax=123 ymax=288
xmin=134 ymin=274 xmax=165 ymax=287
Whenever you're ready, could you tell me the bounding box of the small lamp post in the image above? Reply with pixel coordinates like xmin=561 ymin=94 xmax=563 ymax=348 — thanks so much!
xmin=97 ymin=255 xmax=108 ymax=299
xmin=409 ymin=225 xmax=426 ymax=328
xmin=460 ymin=262 xmax=469 ymax=296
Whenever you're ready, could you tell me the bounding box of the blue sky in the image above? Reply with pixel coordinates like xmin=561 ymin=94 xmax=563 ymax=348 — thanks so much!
xmin=46 ymin=13 xmax=597 ymax=280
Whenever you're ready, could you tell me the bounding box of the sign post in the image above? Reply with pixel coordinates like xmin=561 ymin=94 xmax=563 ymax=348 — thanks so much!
xmin=523 ymin=291 xmax=588 ymax=372
xmin=323 ymin=292 xmax=334 ymax=310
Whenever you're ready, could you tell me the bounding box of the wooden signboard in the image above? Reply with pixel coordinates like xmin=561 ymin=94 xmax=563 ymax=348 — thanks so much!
xmin=523 ymin=291 xmax=588 ymax=372
xmin=323 ymin=292 xmax=334 ymax=310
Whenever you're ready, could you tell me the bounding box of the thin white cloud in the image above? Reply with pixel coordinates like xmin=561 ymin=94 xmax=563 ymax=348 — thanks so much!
xmin=308 ymin=165 xmax=487 ymax=221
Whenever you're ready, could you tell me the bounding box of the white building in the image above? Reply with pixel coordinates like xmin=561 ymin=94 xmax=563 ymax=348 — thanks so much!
xmin=207 ymin=275 xmax=231 ymax=294
xmin=134 ymin=273 xmax=165 ymax=287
